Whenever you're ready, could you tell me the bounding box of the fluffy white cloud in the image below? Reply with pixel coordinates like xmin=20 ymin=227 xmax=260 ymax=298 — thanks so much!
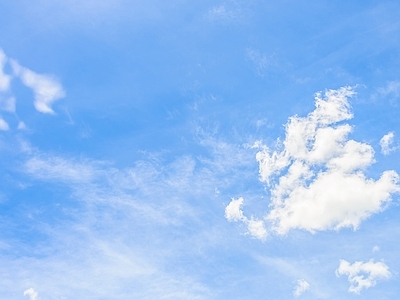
xmin=225 ymin=197 xmax=267 ymax=240
xmin=336 ymin=259 xmax=390 ymax=294
xmin=293 ymin=279 xmax=310 ymax=297
xmin=24 ymin=288 xmax=38 ymax=300
xmin=0 ymin=49 xmax=12 ymax=92
xmin=225 ymin=197 xmax=245 ymax=222
xmin=11 ymin=60 xmax=65 ymax=114
xmin=227 ymin=87 xmax=400 ymax=237
xmin=380 ymin=132 xmax=396 ymax=155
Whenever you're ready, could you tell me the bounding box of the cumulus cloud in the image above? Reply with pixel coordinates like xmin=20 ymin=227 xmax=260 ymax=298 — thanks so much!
xmin=24 ymin=288 xmax=39 ymax=300
xmin=11 ymin=60 xmax=65 ymax=114
xmin=225 ymin=197 xmax=244 ymax=221
xmin=225 ymin=197 xmax=267 ymax=240
xmin=0 ymin=49 xmax=12 ymax=92
xmin=293 ymin=279 xmax=310 ymax=297
xmin=380 ymin=132 xmax=396 ymax=155
xmin=336 ymin=259 xmax=390 ymax=294
xmin=226 ymin=87 xmax=400 ymax=237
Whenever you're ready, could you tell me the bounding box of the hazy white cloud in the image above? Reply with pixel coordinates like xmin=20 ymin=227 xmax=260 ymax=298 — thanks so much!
xmin=227 ymin=87 xmax=400 ymax=237
xmin=293 ymin=279 xmax=310 ymax=297
xmin=336 ymin=259 xmax=390 ymax=294
xmin=12 ymin=136 xmax=258 ymax=299
xmin=206 ymin=1 xmax=252 ymax=24
xmin=372 ymin=246 xmax=380 ymax=253
xmin=207 ymin=5 xmax=237 ymax=21
xmin=225 ymin=197 xmax=267 ymax=240
xmin=25 ymin=156 xmax=98 ymax=183
xmin=0 ymin=96 xmax=16 ymax=113
xmin=11 ymin=60 xmax=65 ymax=114
xmin=0 ymin=118 xmax=9 ymax=131
xmin=246 ymin=48 xmax=279 ymax=77
xmin=378 ymin=81 xmax=400 ymax=99
xmin=18 ymin=121 xmax=27 ymax=130
xmin=0 ymin=49 xmax=12 ymax=92
xmin=380 ymin=131 xmax=396 ymax=155
xmin=24 ymin=288 xmax=38 ymax=300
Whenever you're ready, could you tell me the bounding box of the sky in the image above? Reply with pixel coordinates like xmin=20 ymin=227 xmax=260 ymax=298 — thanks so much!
xmin=1 ymin=0 xmax=400 ymax=299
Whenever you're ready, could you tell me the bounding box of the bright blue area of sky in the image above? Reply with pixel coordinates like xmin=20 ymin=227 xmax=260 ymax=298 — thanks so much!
xmin=1 ymin=1 xmax=400 ymax=299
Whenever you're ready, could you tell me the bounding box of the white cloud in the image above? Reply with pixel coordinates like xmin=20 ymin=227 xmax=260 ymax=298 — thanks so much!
xmin=293 ymin=279 xmax=310 ymax=297
xmin=18 ymin=121 xmax=27 ymax=130
xmin=372 ymin=246 xmax=380 ymax=253
xmin=207 ymin=5 xmax=237 ymax=21
xmin=380 ymin=131 xmax=396 ymax=155
xmin=10 ymin=138 xmax=257 ymax=299
xmin=225 ymin=197 xmax=267 ymax=240
xmin=227 ymin=87 xmax=400 ymax=237
xmin=246 ymin=48 xmax=279 ymax=77
xmin=11 ymin=60 xmax=65 ymax=114
xmin=24 ymin=155 xmax=98 ymax=183
xmin=225 ymin=197 xmax=245 ymax=221
xmin=0 ymin=96 xmax=16 ymax=113
xmin=0 ymin=118 xmax=9 ymax=131
xmin=336 ymin=259 xmax=390 ymax=294
xmin=0 ymin=49 xmax=12 ymax=92
xmin=378 ymin=81 xmax=400 ymax=99
xmin=24 ymin=288 xmax=39 ymax=300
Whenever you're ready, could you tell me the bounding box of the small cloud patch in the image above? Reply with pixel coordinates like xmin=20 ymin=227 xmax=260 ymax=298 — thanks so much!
xmin=293 ymin=279 xmax=310 ymax=297
xmin=336 ymin=259 xmax=390 ymax=294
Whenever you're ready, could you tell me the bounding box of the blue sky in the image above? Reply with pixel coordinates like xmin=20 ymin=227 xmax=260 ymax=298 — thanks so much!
xmin=1 ymin=1 xmax=400 ymax=299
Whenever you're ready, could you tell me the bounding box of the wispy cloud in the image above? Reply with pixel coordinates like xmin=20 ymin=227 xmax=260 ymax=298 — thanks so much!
xmin=378 ymin=81 xmax=400 ymax=99
xmin=205 ymin=1 xmax=252 ymax=24
xmin=23 ymin=288 xmax=38 ymax=300
xmin=225 ymin=197 xmax=267 ymax=240
xmin=0 ymin=118 xmax=9 ymax=131
xmin=245 ymin=48 xmax=280 ymax=77
xmin=11 ymin=60 xmax=65 ymax=114
xmin=0 ymin=49 xmax=12 ymax=92
xmin=336 ymin=259 xmax=391 ymax=294
xmin=2 ymin=130 xmax=257 ymax=298
xmin=0 ymin=96 xmax=16 ymax=113
xmin=226 ymin=86 xmax=400 ymax=237
xmin=293 ymin=279 xmax=310 ymax=297
xmin=380 ymin=131 xmax=396 ymax=155
xmin=207 ymin=5 xmax=238 ymax=22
